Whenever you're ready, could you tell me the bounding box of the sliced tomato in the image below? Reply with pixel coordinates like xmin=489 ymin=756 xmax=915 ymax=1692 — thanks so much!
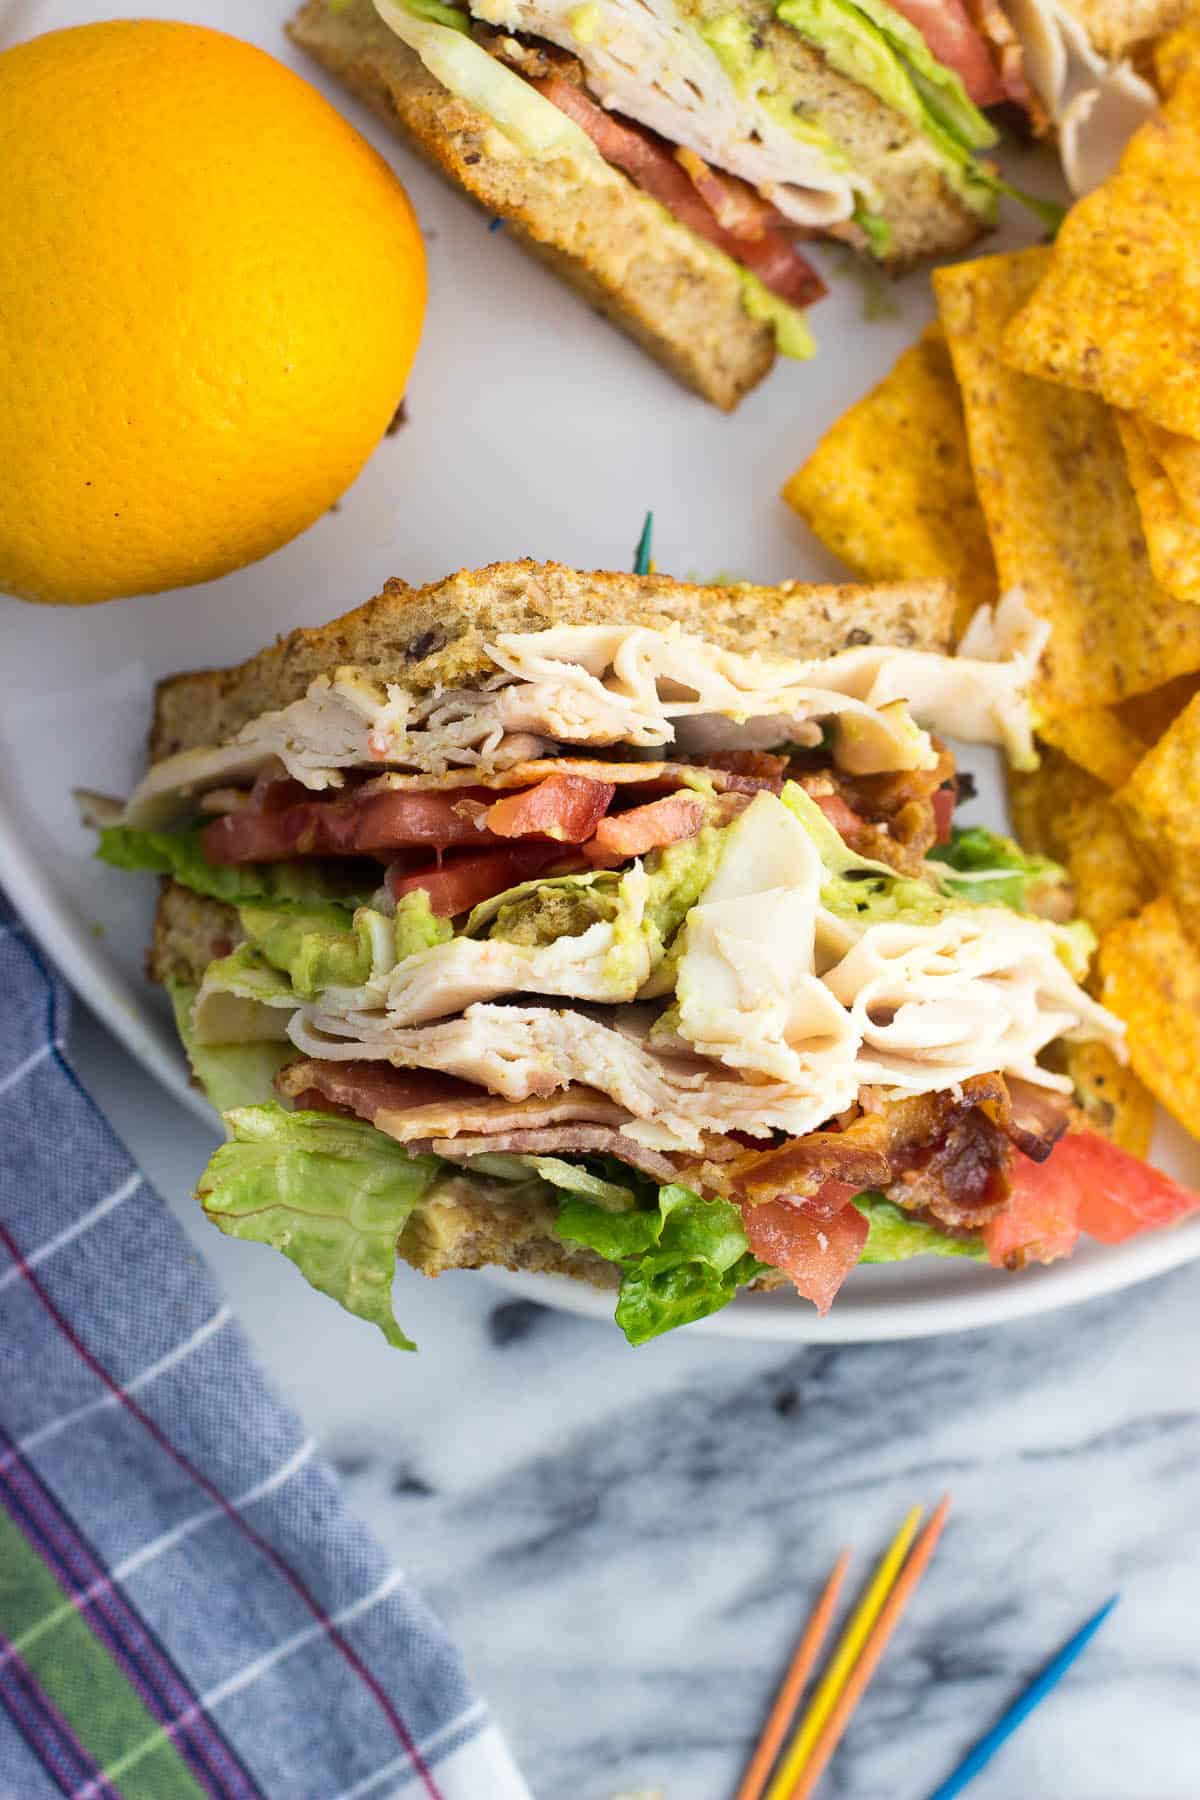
xmin=484 ymin=774 xmax=615 ymax=843
xmin=585 ymin=792 xmax=706 ymax=865
xmin=931 ymin=785 xmax=956 ymax=844
xmin=982 ymin=1149 xmax=1080 ymax=1269
xmin=386 ymin=844 xmax=566 ymax=917
xmin=883 ymin=0 xmax=1007 ymax=104
xmin=741 ymin=1196 xmax=869 ymax=1315
xmin=1058 ymin=1131 xmax=1200 ymax=1245
xmin=532 ymin=76 xmax=826 ymax=310
xmin=202 ymin=787 xmax=499 ymax=864
xmin=985 ymin=1130 xmax=1200 ymax=1265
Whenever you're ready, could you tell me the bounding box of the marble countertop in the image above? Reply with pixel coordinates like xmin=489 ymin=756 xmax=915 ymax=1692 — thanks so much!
xmin=71 ymin=999 xmax=1200 ymax=1800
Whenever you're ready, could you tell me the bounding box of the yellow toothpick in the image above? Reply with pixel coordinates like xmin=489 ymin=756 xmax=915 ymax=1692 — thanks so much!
xmin=762 ymin=1504 xmax=924 ymax=1800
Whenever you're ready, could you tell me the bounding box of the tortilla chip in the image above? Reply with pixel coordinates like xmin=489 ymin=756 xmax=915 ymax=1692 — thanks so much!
xmin=1118 ymin=690 xmax=1200 ymax=941
xmin=1101 ymin=896 xmax=1200 ymax=1138
xmin=1001 ymin=76 xmax=1200 ymax=439
xmin=1059 ymin=1040 xmax=1155 ymax=1158
xmin=1037 ymin=708 xmax=1150 ymax=788
xmin=1155 ymin=16 xmax=1200 ymax=91
xmin=1067 ymin=0 xmax=1191 ymax=61
xmin=934 ymin=249 xmax=1200 ymax=714
xmin=1118 ymin=670 xmax=1200 ymax=738
xmin=781 ymin=324 xmax=996 ymax=639
xmin=1135 ymin=417 xmax=1200 ymax=525
xmin=1008 ymin=748 xmax=1154 ymax=943
xmin=1118 ymin=412 xmax=1200 ymax=601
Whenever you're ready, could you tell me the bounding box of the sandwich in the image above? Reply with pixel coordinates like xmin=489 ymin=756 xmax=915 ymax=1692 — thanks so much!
xmin=86 ymin=559 xmax=1168 ymax=1349
xmin=287 ymin=0 xmax=1056 ymax=409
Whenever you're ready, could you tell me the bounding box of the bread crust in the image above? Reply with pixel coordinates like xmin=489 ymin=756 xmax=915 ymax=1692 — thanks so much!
xmin=149 ymin=559 xmax=955 ymax=760
xmin=287 ymin=0 xmax=776 ymax=409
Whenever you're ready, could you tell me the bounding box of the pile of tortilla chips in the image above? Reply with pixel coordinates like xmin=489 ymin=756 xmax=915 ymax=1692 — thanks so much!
xmin=783 ymin=50 xmax=1200 ymax=1155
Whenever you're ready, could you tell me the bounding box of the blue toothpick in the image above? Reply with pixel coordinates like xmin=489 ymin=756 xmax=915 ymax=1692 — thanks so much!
xmin=925 ymin=1595 xmax=1120 ymax=1800
xmin=634 ymin=511 xmax=654 ymax=575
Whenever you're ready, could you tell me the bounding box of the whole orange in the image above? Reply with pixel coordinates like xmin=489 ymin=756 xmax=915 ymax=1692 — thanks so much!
xmin=0 ymin=21 xmax=426 ymax=605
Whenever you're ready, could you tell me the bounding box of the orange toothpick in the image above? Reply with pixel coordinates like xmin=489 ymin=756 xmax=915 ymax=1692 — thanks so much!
xmin=786 ymin=1494 xmax=953 ymax=1800
xmin=735 ymin=1549 xmax=852 ymax=1800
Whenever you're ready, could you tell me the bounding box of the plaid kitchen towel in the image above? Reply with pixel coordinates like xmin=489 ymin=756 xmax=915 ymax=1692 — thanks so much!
xmin=0 ymin=896 xmax=531 ymax=1800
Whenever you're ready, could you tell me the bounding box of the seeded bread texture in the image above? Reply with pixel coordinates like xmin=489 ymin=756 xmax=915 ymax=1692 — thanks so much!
xmin=287 ymin=0 xmax=775 ymax=410
xmin=147 ymin=883 xmax=241 ymax=985
xmin=149 ymin=559 xmax=955 ymax=761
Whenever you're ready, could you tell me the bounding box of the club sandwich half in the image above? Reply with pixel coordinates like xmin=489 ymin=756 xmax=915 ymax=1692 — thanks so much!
xmin=86 ymin=560 xmax=1127 ymax=1346
xmin=288 ymin=0 xmax=1178 ymax=408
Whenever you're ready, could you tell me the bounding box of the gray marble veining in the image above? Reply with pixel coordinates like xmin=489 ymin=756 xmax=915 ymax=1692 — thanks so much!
xmin=72 ymin=1005 xmax=1200 ymax=1800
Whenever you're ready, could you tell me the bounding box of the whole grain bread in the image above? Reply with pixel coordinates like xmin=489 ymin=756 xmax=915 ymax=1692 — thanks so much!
xmin=147 ymin=882 xmax=242 ymax=985
xmin=149 ymin=559 xmax=955 ymax=761
xmin=287 ymin=0 xmax=775 ymax=410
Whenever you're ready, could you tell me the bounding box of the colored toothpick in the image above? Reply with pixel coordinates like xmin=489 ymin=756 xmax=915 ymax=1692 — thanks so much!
xmin=785 ymin=1495 xmax=952 ymax=1800
xmin=634 ymin=511 xmax=654 ymax=575
xmin=734 ymin=1549 xmax=851 ymax=1800
xmin=924 ymin=1595 xmax=1120 ymax=1800
xmin=761 ymin=1503 xmax=925 ymax=1800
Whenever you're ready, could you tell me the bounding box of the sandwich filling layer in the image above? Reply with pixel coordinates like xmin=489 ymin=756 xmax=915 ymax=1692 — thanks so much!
xmin=96 ymin=589 xmax=1138 ymax=1346
xmin=369 ymin=0 xmax=1035 ymax=350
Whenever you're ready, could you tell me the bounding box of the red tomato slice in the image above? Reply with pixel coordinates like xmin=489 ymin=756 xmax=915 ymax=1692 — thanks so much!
xmin=202 ymin=788 xmax=498 ymax=864
xmin=884 ymin=0 xmax=1007 ymax=103
xmin=983 ymin=1129 xmax=1200 ymax=1266
xmin=740 ymin=1196 xmax=869 ymax=1315
xmin=386 ymin=844 xmax=566 ymax=917
xmin=484 ymin=774 xmax=615 ymax=843
xmin=982 ymin=1149 xmax=1080 ymax=1269
xmin=1061 ymin=1131 xmax=1200 ymax=1245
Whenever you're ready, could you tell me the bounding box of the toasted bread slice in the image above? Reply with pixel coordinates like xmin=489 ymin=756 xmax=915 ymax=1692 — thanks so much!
xmin=285 ymin=0 xmax=982 ymax=408
xmin=149 ymin=559 xmax=955 ymax=761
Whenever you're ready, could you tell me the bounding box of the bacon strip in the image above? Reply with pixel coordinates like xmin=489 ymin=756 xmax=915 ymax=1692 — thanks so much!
xmin=963 ymin=0 xmax=1044 ymax=122
xmin=422 ymin=1126 xmax=680 ymax=1185
xmin=729 ymin=1076 xmax=1017 ymax=1230
xmin=531 ymin=75 xmax=826 ymax=310
xmin=484 ymin=774 xmax=615 ymax=843
xmin=584 ymin=792 xmax=706 ymax=866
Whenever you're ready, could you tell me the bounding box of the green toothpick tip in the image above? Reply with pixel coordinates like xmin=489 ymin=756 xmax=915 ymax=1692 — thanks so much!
xmin=634 ymin=511 xmax=654 ymax=576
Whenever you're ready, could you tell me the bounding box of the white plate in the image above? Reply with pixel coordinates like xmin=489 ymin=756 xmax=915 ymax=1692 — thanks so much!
xmin=5 ymin=0 xmax=1200 ymax=1341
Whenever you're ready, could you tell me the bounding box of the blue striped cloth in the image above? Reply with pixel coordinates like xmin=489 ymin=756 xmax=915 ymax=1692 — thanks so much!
xmin=0 ymin=895 xmax=531 ymax=1800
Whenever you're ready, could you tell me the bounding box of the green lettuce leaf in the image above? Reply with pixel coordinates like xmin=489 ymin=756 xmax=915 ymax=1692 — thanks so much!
xmin=97 ymin=824 xmax=372 ymax=912
xmin=932 ymin=825 xmax=1067 ymax=913
xmin=169 ymin=984 xmax=296 ymax=1112
xmin=556 ymin=1183 xmax=769 ymax=1345
xmin=197 ymin=1105 xmax=442 ymax=1349
xmin=853 ymin=1191 xmax=986 ymax=1262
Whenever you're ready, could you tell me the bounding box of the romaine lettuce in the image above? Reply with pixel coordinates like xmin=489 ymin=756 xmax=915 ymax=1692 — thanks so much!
xmin=197 ymin=1105 xmax=442 ymax=1349
xmin=556 ymin=1182 xmax=769 ymax=1345
xmin=169 ymin=984 xmax=296 ymax=1113
xmin=97 ymin=824 xmax=372 ymax=912
xmin=853 ymin=1191 xmax=986 ymax=1262
xmin=932 ymin=825 xmax=1068 ymax=913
